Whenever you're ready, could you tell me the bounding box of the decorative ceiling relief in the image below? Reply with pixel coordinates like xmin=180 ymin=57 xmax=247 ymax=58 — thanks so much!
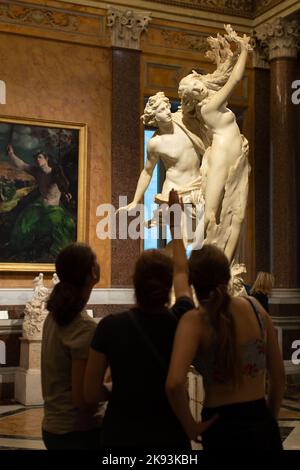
xmin=145 ymin=0 xmax=254 ymax=18
xmin=145 ymin=0 xmax=294 ymax=18
xmin=255 ymin=0 xmax=283 ymax=16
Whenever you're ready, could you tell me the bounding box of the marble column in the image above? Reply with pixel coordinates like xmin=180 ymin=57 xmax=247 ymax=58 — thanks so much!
xmin=252 ymin=48 xmax=271 ymax=272
xmin=255 ymin=18 xmax=300 ymax=389
xmin=255 ymin=17 xmax=300 ymax=288
xmin=107 ymin=8 xmax=151 ymax=286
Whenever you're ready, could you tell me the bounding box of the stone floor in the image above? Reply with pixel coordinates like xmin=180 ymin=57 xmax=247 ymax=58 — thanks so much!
xmin=0 ymin=395 xmax=299 ymax=450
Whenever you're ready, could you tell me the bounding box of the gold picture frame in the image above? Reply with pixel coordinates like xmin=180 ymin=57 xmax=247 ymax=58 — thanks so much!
xmin=0 ymin=116 xmax=87 ymax=272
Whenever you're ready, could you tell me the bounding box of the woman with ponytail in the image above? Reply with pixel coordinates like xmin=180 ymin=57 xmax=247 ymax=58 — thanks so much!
xmin=166 ymin=244 xmax=285 ymax=450
xmin=84 ymin=190 xmax=215 ymax=448
xmin=41 ymin=242 xmax=105 ymax=450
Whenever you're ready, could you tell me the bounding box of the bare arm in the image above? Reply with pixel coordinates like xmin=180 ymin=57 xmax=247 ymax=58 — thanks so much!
xmin=7 ymin=144 xmax=31 ymax=172
xmin=84 ymin=348 xmax=111 ymax=405
xmin=133 ymin=151 xmax=158 ymax=203
xmin=118 ymin=143 xmax=158 ymax=211
xmin=264 ymin=313 xmax=286 ymax=418
xmin=202 ymin=39 xmax=249 ymax=114
xmin=168 ymin=189 xmax=192 ymax=300
xmin=166 ymin=312 xmax=217 ymax=439
xmin=71 ymin=358 xmax=100 ymax=411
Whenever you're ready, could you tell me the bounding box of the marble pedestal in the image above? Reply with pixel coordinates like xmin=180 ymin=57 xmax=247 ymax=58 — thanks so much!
xmin=14 ymin=338 xmax=43 ymax=405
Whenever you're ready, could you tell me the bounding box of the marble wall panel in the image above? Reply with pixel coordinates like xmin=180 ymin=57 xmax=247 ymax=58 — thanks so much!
xmin=0 ymin=32 xmax=112 ymax=287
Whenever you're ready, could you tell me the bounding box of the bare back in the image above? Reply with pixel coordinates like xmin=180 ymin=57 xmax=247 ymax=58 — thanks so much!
xmin=196 ymin=296 xmax=267 ymax=407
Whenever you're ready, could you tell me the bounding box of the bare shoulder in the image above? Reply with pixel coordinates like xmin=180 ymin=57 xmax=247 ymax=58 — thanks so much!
xmin=231 ymin=295 xmax=269 ymax=322
xmin=200 ymin=99 xmax=217 ymax=117
xmin=179 ymin=307 xmax=207 ymax=333
xmin=179 ymin=308 xmax=199 ymax=324
xmin=146 ymin=133 xmax=160 ymax=153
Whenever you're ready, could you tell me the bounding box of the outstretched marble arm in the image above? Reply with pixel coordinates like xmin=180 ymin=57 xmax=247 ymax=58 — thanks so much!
xmin=117 ymin=145 xmax=159 ymax=212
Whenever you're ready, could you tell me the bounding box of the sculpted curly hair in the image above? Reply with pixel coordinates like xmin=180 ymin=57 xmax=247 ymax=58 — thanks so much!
xmin=141 ymin=92 xmax=171 ymax=127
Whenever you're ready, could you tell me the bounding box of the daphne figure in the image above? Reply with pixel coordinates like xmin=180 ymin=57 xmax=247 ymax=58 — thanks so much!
xmin=179 ymin=25 xmax=252 ymax=263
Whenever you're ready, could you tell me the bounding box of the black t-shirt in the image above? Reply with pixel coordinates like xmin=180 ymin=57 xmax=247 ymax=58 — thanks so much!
xmin=91 ymin=297 xmax=194 ymax=447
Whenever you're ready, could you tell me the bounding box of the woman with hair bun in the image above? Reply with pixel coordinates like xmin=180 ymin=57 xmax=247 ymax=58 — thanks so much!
xmin=84 ymin=190 xmax=215 ymax=448
xmin=166 ymin=244 xmax=285 ymax=450
xmin=41 ymin=242 xmax=105 ymax=450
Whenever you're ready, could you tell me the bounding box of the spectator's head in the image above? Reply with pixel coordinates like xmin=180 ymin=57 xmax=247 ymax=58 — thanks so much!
xmin=250 ymin=271 xmax=274 ymax=295
xmin=47 ymin=243 xmax=100 ymax=326
xmin=133 ymin=249 xmax=173 ymax=311
xmin=189 ymin=244 xmax=230 ymax=302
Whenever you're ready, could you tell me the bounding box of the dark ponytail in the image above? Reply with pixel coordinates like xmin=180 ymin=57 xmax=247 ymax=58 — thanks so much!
xmin=189 ymin=245 xmax=242 ymax=386
xmin=47 ymin=243 xmax=98 ymax=326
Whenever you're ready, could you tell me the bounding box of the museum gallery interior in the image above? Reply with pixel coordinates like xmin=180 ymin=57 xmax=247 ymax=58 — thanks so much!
xmin=0 ymin=0 xmax=299 ymax=452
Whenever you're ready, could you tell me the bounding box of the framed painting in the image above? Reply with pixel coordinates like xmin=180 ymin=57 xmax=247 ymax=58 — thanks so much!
xmin=0 ymin=116 xmax=87 ymax=271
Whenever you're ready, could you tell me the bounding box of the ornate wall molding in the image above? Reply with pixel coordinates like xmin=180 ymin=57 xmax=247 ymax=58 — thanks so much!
xmin=0 ymin=1 xmax=109 ymax=46
xmin=254 ymin=17 xmax=300 ymax=60
xmin=107 ymin=7 xmax=151 ymax=49
xmin=160 ymin=29 xmax=208 ymax=52
xmin=0 ymin=1 xmax=79 ymax=32
xmin=143 ymin=23 xmax=212 ymax=59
